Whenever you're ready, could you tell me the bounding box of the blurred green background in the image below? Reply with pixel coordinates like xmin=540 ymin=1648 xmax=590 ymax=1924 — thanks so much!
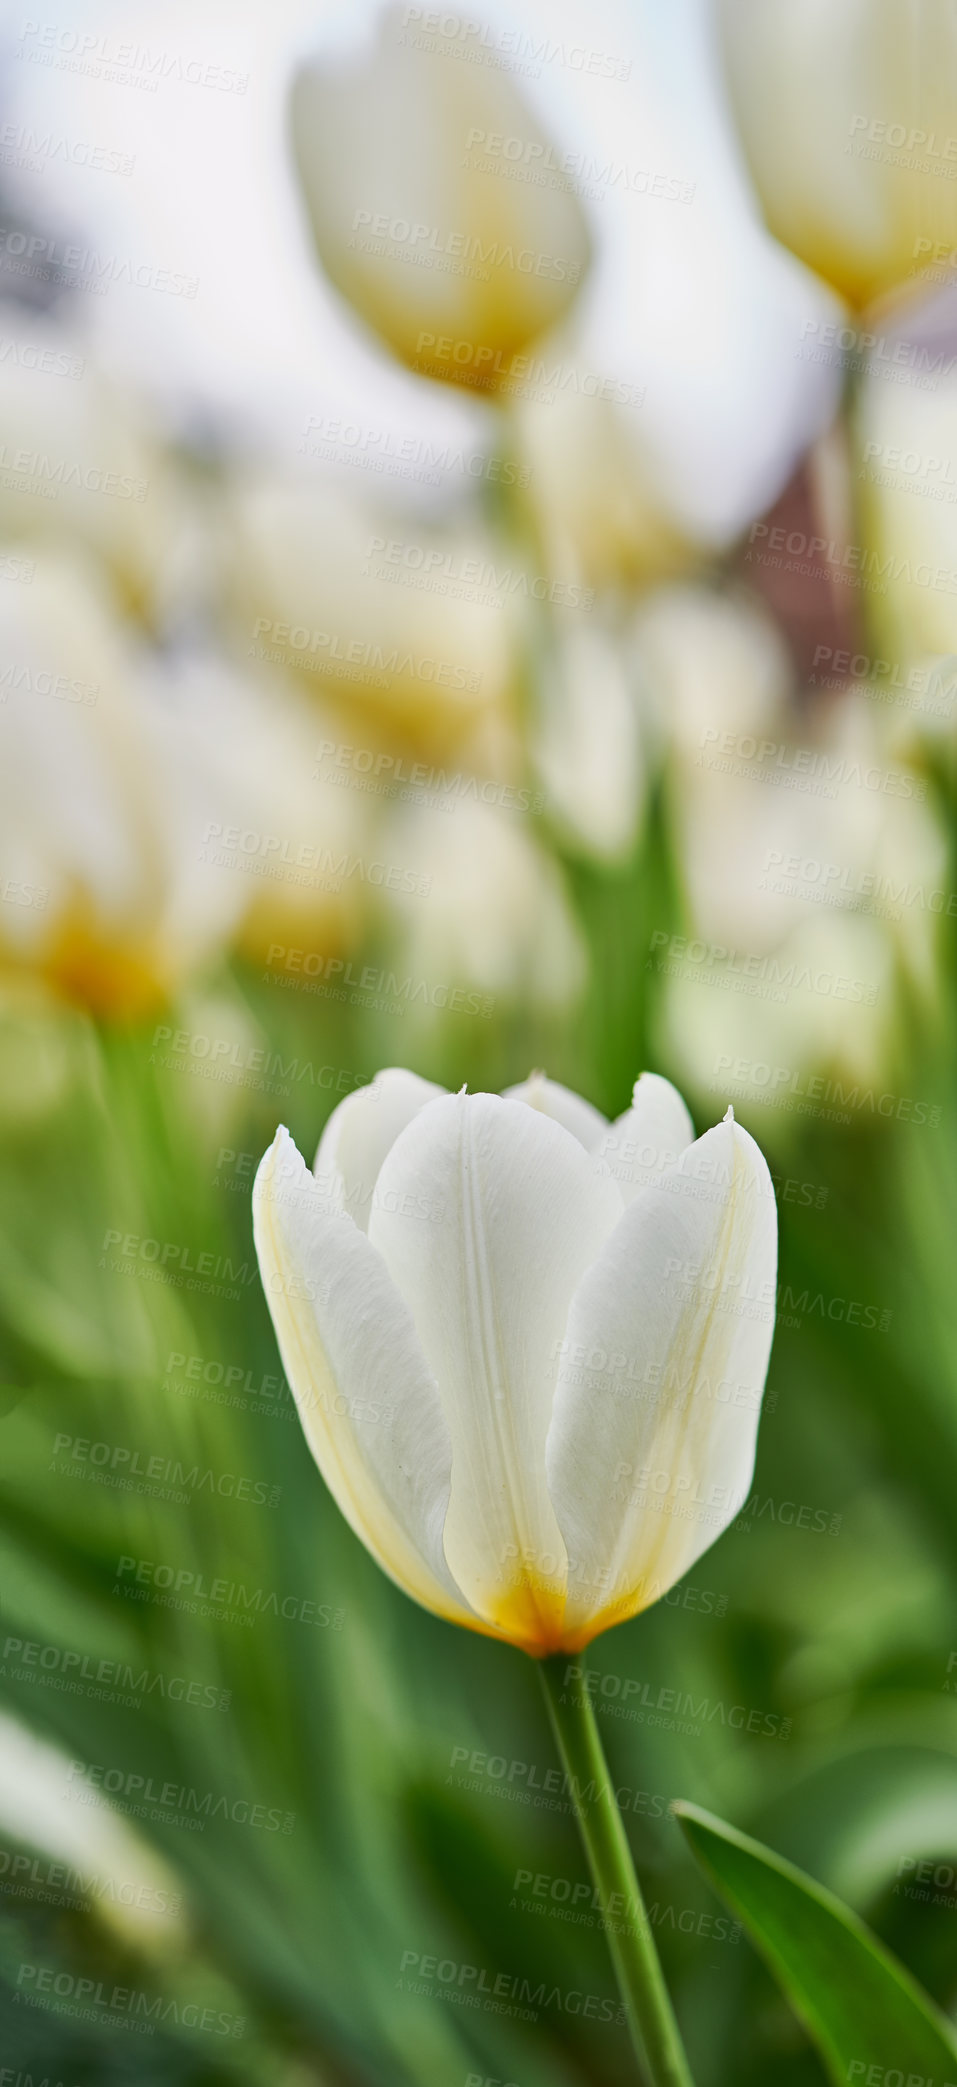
xmin=2 ymin=1 xmax=957 ymax=2081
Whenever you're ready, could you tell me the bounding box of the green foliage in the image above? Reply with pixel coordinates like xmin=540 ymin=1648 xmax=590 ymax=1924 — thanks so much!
xmin=675 ymin=1802 xmax=957 ymax=2085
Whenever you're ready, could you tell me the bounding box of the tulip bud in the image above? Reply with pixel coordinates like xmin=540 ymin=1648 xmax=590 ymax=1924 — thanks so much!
xmin=380 ymin=796 xmax=586 ymax=1019
xmin=289 ymin=6 xmax=590 ymax=385
xmin=718 ymin=0 xmax=957 ymax=306
xmin=168 ymin=659 xmax=373 ymax=962
xmin=0 ymin=318 xmax=174 ymax=621
xmin=854 ymin=311 xmax=957 ymax=668
xmin=533 ymin=611 xmax=647 ymax=864
xmin=229 ymin=472 xmax=523 ymax=750
xmin=0 ymin=554 xmax=241 ymax=1017
xmin=642 ymin=587 xmax=946 ymax=1103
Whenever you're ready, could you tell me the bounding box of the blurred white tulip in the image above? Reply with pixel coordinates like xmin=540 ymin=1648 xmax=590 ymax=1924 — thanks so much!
xmin=290 ymin=3 xmax=591 ymax=382
xmin=512 ymin=384 xmax=701 ymax=593
xmin=381 ymin=796 xmax=586 ymax=1016
xmin=499 ymin=0 xmax=843 ymax=583
xmin=532 ymin=610 xmax=647 ymax=862
xmin=0 ymin=552 xmax=241 ymax=1016
xmin=671 ymin=698 xmax=945 ymax=986
xmin=632 ymin=581 xmax=793 ymax=754
xmin=854 ymin=291 xmax=957 ymax=680
xmin=0 ymin=317 xmax=176 ymax=619
xmin=658 ymin=910 xmax=902 ymax=1119
xmin=640 ymin=585 xmax=947 ymax=1107
xmin=290 ymin=0 xmax=839 ymax=585
xmin=229 ymin=470 xmax=524 ymax=753
xmin=718 ymin=0 xmax=957 ymax=307
xmin=154 ymin=654 xmax=375 ymax=963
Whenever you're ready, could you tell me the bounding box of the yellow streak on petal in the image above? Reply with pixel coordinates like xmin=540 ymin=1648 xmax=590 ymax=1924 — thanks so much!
xmin=555 ymin=1582 xmax=659 ymax=1655
xmin=484 ymin=1570 xmax=569 ymax=1660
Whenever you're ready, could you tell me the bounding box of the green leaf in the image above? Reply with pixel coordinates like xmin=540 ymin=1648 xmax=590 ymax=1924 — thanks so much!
xmin=673 ymin=1801 xmax=957 ymax=2086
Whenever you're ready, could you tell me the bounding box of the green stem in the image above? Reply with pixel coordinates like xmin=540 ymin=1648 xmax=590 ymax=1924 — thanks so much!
xmin=537 ymin=1656 xmax=695 ymax=2087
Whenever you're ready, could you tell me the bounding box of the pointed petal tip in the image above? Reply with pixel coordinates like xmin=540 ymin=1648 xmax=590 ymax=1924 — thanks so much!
xmin=723 ymin=1104 xmax=735 ymax=1123
xmin=271 ymin=1122 xmax=300 ymax=1163
xmin=256 ymin=1124 xmax=285 ymax=1177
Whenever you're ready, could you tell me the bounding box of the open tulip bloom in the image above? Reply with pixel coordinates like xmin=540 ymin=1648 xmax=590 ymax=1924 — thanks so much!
xmin=254 ymin=1067 xmax=777 ymax=2087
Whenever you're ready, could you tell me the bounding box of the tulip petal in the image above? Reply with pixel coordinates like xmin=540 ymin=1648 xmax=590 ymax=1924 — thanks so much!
xmin=369 ymin=1093 xmax=622 ymax=1655
xmin=503 ymin=1071 xmax=608 ymax=1151
xmin=594 ymin=1071 xmax=695 ymax=1203
xmin=314 ymin=1066 xmax=447 ymax=1232
xmin=254 ymin=1126 xmax=478 ymax=1632
xmin=547 ymin=1113 xmax=776 ymax=1648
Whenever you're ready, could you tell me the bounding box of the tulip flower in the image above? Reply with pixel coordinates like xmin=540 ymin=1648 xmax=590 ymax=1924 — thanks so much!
xmin=289 ymin=6 xmax=590 ymax=386
xmin=163 ymin=656 xmax=375 ymax=965
xmin=230 ymin=472 xmax=523 ymax=751
xmin=254 ymin=1064 xmax=774 ymax=2086
xmin=378 ymin=797 xmax=587 ymax=1024
xmin=504 ymin=0 xmax=841 ymax=589
xmin=638 ymin=585 xmax=947 ymax=1114
xmin=717 ymin=0 xmax=957 ymax=306
xmin=533 ymin=611 xmax=647 ymax=864
xmin=854 ymin=302 xmax=957 ymax=671
xmin=253 ymin=1067 xmax=776 ymax=1655
xmin=0 ymin=317 xmax=175 ymax=621
xmin=0 ymin=552 xmax=241 ymax=1017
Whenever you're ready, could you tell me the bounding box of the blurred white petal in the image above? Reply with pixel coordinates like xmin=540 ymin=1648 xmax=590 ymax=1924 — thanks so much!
xmin=381 ymin=796 xmax=588 ymax=1015
xmin=533 ymin=612 xmax=647 ymax=861
xmin=0 ymin=1710 xmax=184 ymax=1948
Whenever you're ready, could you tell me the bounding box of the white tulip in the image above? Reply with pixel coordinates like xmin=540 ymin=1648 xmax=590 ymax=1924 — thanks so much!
xmin=633 ymin=582 xmax=793 ymax=756
xmin=156 ymin=655 xmax=374 ymax=962
xmin=379 ymin=796 xmax=586 ymax=1015
xmin=0 ymin=552 xmax=241 ymax=1015
xmin=854 ymin=299 xmax=957 ymax=675
xmin=532 ymin=610 xmax=647 ymax=863
xmin=658 ymin=908 xmax=902 ymax=1120
xmin=502 ymin=0 xmax=842 ymax=584
xmin=718 ymin=0 xmax=957 ymax=306
xmin=0 ymin=319 xmax=174 ymax=618
xmin=254 ymin=1067 xmax=776 ymax=1655
xmin=230 ymin=471 xmax=523 ymax=750
xmin=290 ymin=4 xmax=591 ymax=383
xmin=641 ymin=585 xmax=948 ymax=1106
